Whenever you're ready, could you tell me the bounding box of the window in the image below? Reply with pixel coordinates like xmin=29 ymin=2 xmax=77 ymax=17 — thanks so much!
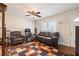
xmin=42 ymin=21 xmax=57 ymax=32
xmin=42 ymin=22 xmax=47 ymax=32
xmin=48 ymin=21 xmax=57 ymax=32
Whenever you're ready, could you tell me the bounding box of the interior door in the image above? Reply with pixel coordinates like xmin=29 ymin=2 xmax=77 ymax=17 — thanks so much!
xmin=76 ymin=26 xmax=79 ymax=55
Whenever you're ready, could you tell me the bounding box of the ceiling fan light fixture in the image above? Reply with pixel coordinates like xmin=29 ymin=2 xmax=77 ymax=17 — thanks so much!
xmin=25 ymin=10 xmax=41 ymax=19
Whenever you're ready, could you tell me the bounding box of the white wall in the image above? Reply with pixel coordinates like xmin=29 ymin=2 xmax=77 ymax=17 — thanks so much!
xmin=35 ymin=8 xmax=79 ymax=47
xmin=5 ymin=13 xmax=35 ymax=36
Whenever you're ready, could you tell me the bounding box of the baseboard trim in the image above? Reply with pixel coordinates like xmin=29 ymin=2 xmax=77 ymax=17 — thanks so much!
xmin=58 ymin=43 xmax=75 ymax=48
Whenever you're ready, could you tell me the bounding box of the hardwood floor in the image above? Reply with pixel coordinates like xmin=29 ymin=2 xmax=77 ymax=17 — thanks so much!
xmin=58 ymin=44 xmax=75 ymax=56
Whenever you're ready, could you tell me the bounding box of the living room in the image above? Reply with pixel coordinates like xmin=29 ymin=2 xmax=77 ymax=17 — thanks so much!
xmin=0 ymin=3 xmax=79 ymax=56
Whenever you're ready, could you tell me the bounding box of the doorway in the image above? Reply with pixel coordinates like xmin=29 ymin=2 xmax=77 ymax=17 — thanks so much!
xmin=76 ymin=26 xmax=79 ymax=55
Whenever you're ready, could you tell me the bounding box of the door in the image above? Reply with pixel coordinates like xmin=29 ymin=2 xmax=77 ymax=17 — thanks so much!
xmin=76 ymin=26 xmax=79 ymax=55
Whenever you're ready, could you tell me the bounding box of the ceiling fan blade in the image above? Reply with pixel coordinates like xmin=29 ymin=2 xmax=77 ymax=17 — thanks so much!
xmin=36 ymin=12 xmax=40 ymax=14
xmin=25 ymin=14 xmax=30 ymax=16
xmin=27 ymin=11 xmax=32 ymax=14
xmin=35 ymin=15 xmax=41 ymax=17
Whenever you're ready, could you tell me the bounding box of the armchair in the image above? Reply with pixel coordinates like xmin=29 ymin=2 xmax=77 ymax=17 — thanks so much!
xmin=10 ymin=31 xmax=25 ymax=45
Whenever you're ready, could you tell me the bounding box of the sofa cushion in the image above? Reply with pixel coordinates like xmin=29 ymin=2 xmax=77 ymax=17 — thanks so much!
xmin=38 ymin=35 xmax=51 ymax=40
xmin=42 ymin=36 xmax=51 ymax=40
xmin=38 ymin=32 xmax=43 ymax=36
xmin=50 ymin=32 xmax=59 ymax=39
xmin=44 ymin=32 xmax=51 ymax=37
xmin=15 ymin=38 xmax=23 ymax=41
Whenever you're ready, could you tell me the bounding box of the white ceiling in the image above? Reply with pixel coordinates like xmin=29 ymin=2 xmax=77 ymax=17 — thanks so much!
xmin=5 ymin=3 xmax=79 ymax=19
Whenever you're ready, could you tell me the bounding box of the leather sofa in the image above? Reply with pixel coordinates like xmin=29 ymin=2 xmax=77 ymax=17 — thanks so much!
xmin=10 ymin=31 xmax=25 ymax=45
xmin=36 ymin=32 xmax=59 ymax=46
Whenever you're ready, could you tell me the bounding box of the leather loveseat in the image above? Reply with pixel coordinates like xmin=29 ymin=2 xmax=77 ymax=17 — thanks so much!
xmin=10 ymin=31 xmax=25 ymax=45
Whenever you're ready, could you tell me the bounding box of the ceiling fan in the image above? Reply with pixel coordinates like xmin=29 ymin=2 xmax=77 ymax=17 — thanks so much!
xmin=25 ymin=11 xmax=41 ymax=19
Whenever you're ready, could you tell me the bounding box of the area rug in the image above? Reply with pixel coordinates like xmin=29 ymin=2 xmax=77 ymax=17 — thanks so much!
xmin=8 ymin=40 xmax=68 ymax=56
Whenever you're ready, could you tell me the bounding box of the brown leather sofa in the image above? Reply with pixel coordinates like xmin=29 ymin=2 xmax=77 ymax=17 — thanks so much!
xmin=10 ymin=31 xmax=25 ymax=45
xmin=36 ymin=32 xmax=59 ymax=46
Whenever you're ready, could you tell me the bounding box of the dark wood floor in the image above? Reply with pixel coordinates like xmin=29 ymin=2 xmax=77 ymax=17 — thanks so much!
xmin=58 ymin=44 xmax=75 ymax=56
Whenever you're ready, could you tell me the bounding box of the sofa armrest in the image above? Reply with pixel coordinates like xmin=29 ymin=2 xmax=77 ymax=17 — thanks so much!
xmin=51 ymin=36 xmax=59 ymax=43
xmin=51 ymin=36 xmax=58 ymax=39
